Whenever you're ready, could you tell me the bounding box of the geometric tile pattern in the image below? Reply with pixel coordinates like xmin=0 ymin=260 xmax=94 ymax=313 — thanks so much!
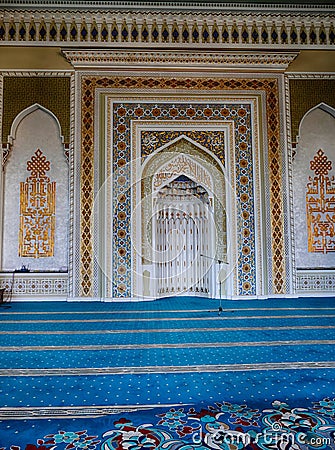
xmin=141 ymin=130 xmax=226 ymax=166
xmin=0 ymin=273 xmax=68 ymax=296
xmin=112 ymin=104 xmax=253 ymax=297
xmin=80 ymin=76 xmax=284 ymax=297
xmin=296 ymin=270 xmax=335 ymax=292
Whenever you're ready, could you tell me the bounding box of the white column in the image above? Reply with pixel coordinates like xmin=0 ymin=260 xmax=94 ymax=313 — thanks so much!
xmin=204 ymin=204 xmax=209 ymax=293
xmin=162 ymin=207 xmax=167 ymax=294
xmin=167 ymin=205 xmax=172 ymax=294
xmin=186 ymin=211 xmax=192 ymax=292
xmin=170 ymin=210 xmax=176 ymax=294
xmin=196 ymin=206 xmax=200 ymax=294
xmin=190 ymin=204 xmax=196 ymax=293
xmin=157 ymin=208 xmax=162 ymax=295
xmin=182 ymin=206 xmax=186 ymax=293
xmin=200 ymin=204 xmax=205 ymax=293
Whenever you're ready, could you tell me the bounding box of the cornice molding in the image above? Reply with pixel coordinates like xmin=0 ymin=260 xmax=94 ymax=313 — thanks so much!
xmin=64 ymin=50 xmax=298 ymax=71
xmin=1 ymin=1 xmax=335 ymax=13
xmin=286 ymin=73 xmax=335 ymax=78
xmin=0 ymin=70 xmax=73 ymax=76
xmin=2 ymin=9 xmax=334 ymax=20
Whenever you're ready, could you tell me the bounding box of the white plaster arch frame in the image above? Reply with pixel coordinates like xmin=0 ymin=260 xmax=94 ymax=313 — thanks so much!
xmin=296 ymin=102 xmax=335 ymax=145
xmin=0 ymin=101 xmax=69 ymax=276
xmin=133 ymin=133 xmax=231 ymax=300
xmin=292 ymin=101 xmax=335 ymax=274
xmin=8 ymin=103 xmax=65 ymax=147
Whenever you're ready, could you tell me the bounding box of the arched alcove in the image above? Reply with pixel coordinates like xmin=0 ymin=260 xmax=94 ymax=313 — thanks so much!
xmin=1 ymin=104 xmax=69 ymax=274
xmin=293 ymin=103 xmax=335 ymax=271
xmin=296 ymin=103 xmax=335 ymax=144
xmin=133 ymin=136 xmax=228 ymax=299
xmin=7 ymin=103 xmax=65 ymax=146
xmin=154 ymin=174 xmax=215 ymax=297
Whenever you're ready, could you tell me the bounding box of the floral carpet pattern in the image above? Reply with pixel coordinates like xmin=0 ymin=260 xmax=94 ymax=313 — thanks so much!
xmin=3 ymin=399 xmax=335 ymax=450
xmin=1 ymin=297 xmax=335 ymax=449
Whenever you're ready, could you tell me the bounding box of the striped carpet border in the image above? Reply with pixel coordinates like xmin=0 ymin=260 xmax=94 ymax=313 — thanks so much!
xmin=1 ymin=325 xmax=335 ymax=334
xmin=2 ymin=361 xmax=335 ymax=376
xmin=1 ymin=339 xmax=335 ymax=351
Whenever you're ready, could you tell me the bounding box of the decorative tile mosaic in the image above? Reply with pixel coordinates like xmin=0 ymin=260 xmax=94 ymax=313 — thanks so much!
xmin=2 ymin=76 xmax=71 ymax=146
xmin=141 ymin=130 xmax=226 ymax=166
xmin=296 ymin=270 xmax=335 ymax=292
xmin=0 ymin=273 xmax=68 ymax=296
xmin=80 ymin=76 xmax=284 ymax=298
xmin=112 ymin=103 xmax=253 ymax=297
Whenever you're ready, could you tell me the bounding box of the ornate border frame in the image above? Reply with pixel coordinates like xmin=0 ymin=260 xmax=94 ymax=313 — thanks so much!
xmin=132 ymin=122 xmax=232 ymax=299
xmin=286 ymin=73 xmax=335 ymax=295
xmin=78 ymin=72 xmax=288 ymax=298
xmin=0 ymin=70 xmax=74 ymax=298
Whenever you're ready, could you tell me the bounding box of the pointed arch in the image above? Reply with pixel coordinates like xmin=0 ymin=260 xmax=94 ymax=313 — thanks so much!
xmin=134 ymin=135 xmax=227 ymax=299
xmin=297 ymin=103 xmax=335 ymax=144
xmin=151 ymin=152 xmax=214 ymax=196
xmin=8 ymin=103 xmax=64 ymax=145
xmin=142 ymin=134 xmax=226 ymax=179
xmin=292 ymin=101 xmax=335 ymax=272
xmin=1 ymin=101 xmax=69 ymax=273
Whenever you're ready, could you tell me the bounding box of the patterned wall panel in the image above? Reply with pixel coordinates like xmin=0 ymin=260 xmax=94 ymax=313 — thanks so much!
xmin=80 ymin=75 xmax=284 ymax=297
xmin=289 ymin=79 xmax=335 ymax=143
xmin=293 ymin=103 xmax=335 ymax=272
xmin=2 ymin=76 xmax=71 ymax=145
xmin=296 ymin=270 xmax=335 ymax=293
xmin=1 ymin=104 xmax=69 ymax=273
xmin=0 ymin=273 xmax=68 ymax=297
xmin=112 ymin=123 xmax=239 ymax=298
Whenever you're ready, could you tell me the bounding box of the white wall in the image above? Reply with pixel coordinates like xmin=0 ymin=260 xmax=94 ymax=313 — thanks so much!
xmin=293 ymin=106 xmax=335 ymax=269
xmin=2 ymin=107 xmax=69 ymax=272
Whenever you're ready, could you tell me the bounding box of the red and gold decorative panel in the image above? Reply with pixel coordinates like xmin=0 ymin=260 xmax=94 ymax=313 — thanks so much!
xmin=306 ymin=149 xmax=335 ymax=254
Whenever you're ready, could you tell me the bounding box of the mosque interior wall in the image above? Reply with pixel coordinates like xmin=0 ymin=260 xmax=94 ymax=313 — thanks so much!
xmin=0 ymin=2 xmax=334 ymax=300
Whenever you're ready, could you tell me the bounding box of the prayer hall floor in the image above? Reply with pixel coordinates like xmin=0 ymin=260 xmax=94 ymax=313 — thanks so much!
xmin=1 ymin=296 xmax=335 ymax=449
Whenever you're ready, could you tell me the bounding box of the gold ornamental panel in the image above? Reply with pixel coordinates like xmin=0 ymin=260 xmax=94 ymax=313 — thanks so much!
xmin=19 ymin=149 xmax=56 ymax=258
xmin=306 ymin=149 xmax=335 ymax=254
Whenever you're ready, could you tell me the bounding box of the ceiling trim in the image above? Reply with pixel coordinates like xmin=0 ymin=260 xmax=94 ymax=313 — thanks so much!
xmin=63 ymin=49 xmax=299 ymax=71
xmin=2 ymin=0 xmax=335 ymax=12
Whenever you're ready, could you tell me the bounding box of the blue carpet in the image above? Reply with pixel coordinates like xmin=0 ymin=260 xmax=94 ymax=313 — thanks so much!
xmin=1 ymin=296 xmax=335 ymax=449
